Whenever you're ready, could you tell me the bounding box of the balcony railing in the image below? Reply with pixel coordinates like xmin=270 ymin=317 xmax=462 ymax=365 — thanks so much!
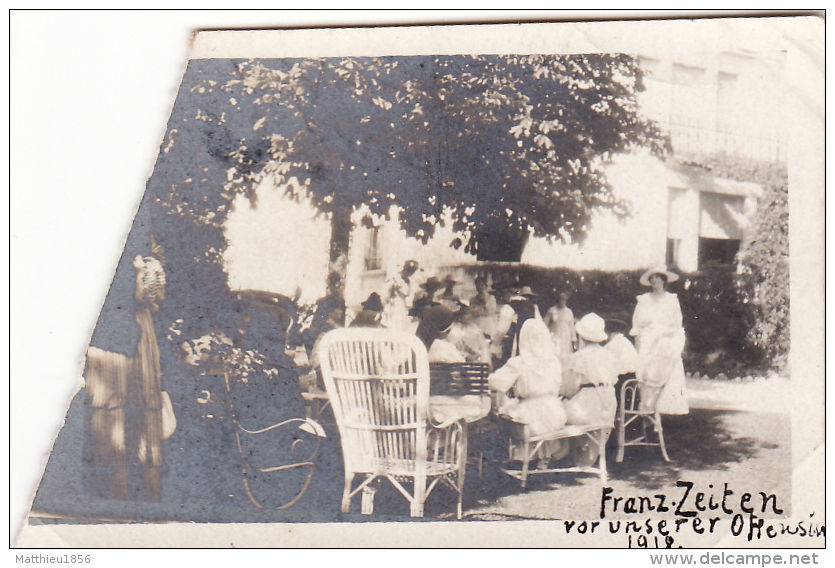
xmin=664 ymin=120 xmax=786 ymax=163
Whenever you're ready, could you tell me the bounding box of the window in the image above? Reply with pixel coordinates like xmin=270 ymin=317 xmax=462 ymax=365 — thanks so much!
xmin=698 ymin=237 xmax=740 ymax=267
xmin=670 ymin=63 xmax=710 ymax=155
xmin=364 ymin=227 xmax=382 ymax=271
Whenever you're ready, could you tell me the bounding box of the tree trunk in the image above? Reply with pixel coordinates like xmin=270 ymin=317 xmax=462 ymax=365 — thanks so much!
xmin=474 ymin=224 xmax=530 ymax=262
xmin=327 ymin=206 xmax=352 ymax=320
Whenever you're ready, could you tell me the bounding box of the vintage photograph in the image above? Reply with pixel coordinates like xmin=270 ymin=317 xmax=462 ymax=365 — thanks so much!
xmin=13 ymin=15 xmax=824 ymax=549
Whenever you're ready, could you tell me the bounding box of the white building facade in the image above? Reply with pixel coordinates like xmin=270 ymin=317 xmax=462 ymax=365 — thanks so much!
xmin=222 ymin=49 xmax=786 ymax=312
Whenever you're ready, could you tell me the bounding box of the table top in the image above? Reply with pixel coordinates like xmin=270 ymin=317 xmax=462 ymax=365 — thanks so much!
xmin=429 ymin=394 xmax=492 ymax=424
xmin=303 ymin=388 xmax=492 ymax=424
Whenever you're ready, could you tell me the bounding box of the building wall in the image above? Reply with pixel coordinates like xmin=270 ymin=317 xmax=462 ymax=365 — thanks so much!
xmin=222 ymin=50 xmax=783 ymax=306
xmin=344 ymin=206 xmax=477 ymax=311
xmin=523 ymin=151 xmax=672 ymax=271
xmin=223 ymin=175 xmax=331 ymax=305
xmin=639 ymin=50 xmax=787 ymax=163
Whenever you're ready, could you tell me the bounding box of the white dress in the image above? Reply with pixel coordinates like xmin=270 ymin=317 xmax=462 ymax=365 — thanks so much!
xmin=545 ymin=305 xmax=577 ymax=366
xmin=488 ymin=320 xmax=567 ymax=436
xmin=630 ymin=292 xmax=689 ymax=415
xmin=562 ymin=344 xmax=618 ymax=426
xmin=381 ymin=273 xmax=414 ymax=332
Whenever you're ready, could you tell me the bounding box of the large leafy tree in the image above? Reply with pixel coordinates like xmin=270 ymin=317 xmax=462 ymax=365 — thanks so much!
xmin=149 ymin=54 xmax=664 ymax=305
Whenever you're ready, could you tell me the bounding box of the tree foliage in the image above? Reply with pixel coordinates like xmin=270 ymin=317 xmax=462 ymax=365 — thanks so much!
xmin=152 ymin=55 xmax=665 ymax=274
xmin=146 ymin=53 xmax=667 ymax=367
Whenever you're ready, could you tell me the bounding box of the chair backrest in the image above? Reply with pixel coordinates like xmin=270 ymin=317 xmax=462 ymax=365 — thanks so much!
xmin=317 ymin=328 xmax=430 ymax=473
xmin=620 ymin=375 xmax=662 ymax=413
xmin=429 ymin=362 xmax=490 ymax=396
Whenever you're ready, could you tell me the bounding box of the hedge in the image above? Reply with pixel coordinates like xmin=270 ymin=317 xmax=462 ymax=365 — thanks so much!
xmin=464 ymin=262 xmax=767 ymax=377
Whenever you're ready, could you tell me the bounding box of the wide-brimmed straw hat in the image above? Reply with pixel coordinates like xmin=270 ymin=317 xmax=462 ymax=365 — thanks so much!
xmin=509 ymin=285 xmax=538 ymax=301
xmin=420 ymin=277 xmax=444 ymax=292
xmin=575 ymin=313 xmax=608 ymax=343
xmin=639 ymin=265 xmax=679 ymax=286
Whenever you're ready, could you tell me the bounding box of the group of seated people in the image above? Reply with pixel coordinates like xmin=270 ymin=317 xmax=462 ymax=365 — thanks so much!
xmin=305 ymin=260 xmax=641 ymax=468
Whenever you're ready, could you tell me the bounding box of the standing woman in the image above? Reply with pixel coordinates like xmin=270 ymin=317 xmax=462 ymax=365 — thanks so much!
xmin=544 ymin=291 xmax=578 ymax=368
xmin=630 ymin=266 xmax=689 ymax=415
xmin=382 ymin=259 xmax=419 ymax=331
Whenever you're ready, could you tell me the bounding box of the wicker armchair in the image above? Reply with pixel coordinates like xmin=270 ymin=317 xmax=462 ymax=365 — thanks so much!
xmin=318 ymin=328 xmax=467 ymax=519
xmin=616 ymin=377 xmax=671 ymax=463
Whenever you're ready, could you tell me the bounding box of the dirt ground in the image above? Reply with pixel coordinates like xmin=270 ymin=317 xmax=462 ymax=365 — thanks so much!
xmin=29 ymin=376 xmax=792 ymax=535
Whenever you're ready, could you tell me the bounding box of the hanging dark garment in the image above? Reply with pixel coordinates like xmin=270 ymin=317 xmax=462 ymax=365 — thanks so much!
xmin=83 ymin=307 xmax=165 ymax=502
xmin=83 ymin=251 xmax=167 ymax=502
xmin=126 ymin=306 xmax=164 ymax=501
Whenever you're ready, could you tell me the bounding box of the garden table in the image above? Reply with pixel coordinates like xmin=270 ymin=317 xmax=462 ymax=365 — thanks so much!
xmin=429 ymin=394 xmax=492 ymax=425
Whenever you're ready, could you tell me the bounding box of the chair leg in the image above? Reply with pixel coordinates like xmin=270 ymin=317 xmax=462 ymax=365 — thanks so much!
xmin=655 ymin=412 xmax=671 ymax=462
xmin=520 ymin=442 xmax=530 ymax=489
xmin=457 ymin=472 xmax=464 ymax=521
xmin=361 ymin=484 xmax=376 ymax=515
xmin=598 ymin=429 xmax=608 ymax=484
xmin=341 ymin=473 xmax=354 ymax=514
xmin=616 ymin=413 xmax=626 ymax=463
xmin=411 ymin=473 xmax=426 ymax=518
xmin=477 ymin=450 xmax=484 ymax=481
xmin=409 ymin=490 xmax=425 ymax=518
xmin=458 ymin=433 xmax=467 ymax=520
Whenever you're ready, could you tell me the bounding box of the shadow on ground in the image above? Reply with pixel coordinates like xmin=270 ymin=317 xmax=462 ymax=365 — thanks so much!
xmin=30 ymin=394 xmax=789 ymax=524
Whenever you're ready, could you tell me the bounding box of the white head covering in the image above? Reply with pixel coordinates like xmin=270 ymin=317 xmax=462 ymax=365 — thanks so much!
xmin=515 ymin=319 xmax=563 ymax=397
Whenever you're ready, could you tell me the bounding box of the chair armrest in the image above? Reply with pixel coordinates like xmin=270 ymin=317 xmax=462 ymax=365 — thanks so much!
xmin=431 ymin=416 xmax=466 ymax=430
xmin=427 ymin=417 xmax=467 ymax=466
xmin=235 ymin=416 xmax=326 ymax=438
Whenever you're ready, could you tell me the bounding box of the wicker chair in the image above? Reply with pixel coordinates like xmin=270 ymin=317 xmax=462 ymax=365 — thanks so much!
xmin=318 ymin=328 xmax=468 ymax=519
xmin=616 ymin=377 xmax=671 ymax=463
xmin=428 ymin=362 xmax=490 ymax=397
xmin=429 ymin=362 xmax=493 ymax=478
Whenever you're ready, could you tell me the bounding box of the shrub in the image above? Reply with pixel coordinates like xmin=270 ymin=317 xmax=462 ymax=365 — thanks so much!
xmin=465 ymin=262 xmax=767 ymax=376
xmin=680 ymin=154 xmax=790 ymax=373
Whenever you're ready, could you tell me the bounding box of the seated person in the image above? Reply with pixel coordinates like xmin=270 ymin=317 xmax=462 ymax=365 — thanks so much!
xmin=409 ymin=277 xmax=444 ymax=319
xmin=417 ymin=305 xmax=457 ymax=352
xmin=488 ymin=319 xmax=568 ymax=464
xmin=444 ymin=300 xmax=492 ymax=365
xmin=562 ymin=312 xmax=619 ymax=466
xmin=437 ymin=275 xmax=461 ymax=311
xmin=562 ymin=312 xmax=619 ymax=426
xmin=349 ymin=292 xmax=384 ymax=328
xmin=425 ymin=301 xmax=493 ymax=365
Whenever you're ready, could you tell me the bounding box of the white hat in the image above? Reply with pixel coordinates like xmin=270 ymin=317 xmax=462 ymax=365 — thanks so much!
xmin=575 ymin=313 xmax=608 ymax=343
xmin=640 ymin=265 xmax=679 ymax=286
